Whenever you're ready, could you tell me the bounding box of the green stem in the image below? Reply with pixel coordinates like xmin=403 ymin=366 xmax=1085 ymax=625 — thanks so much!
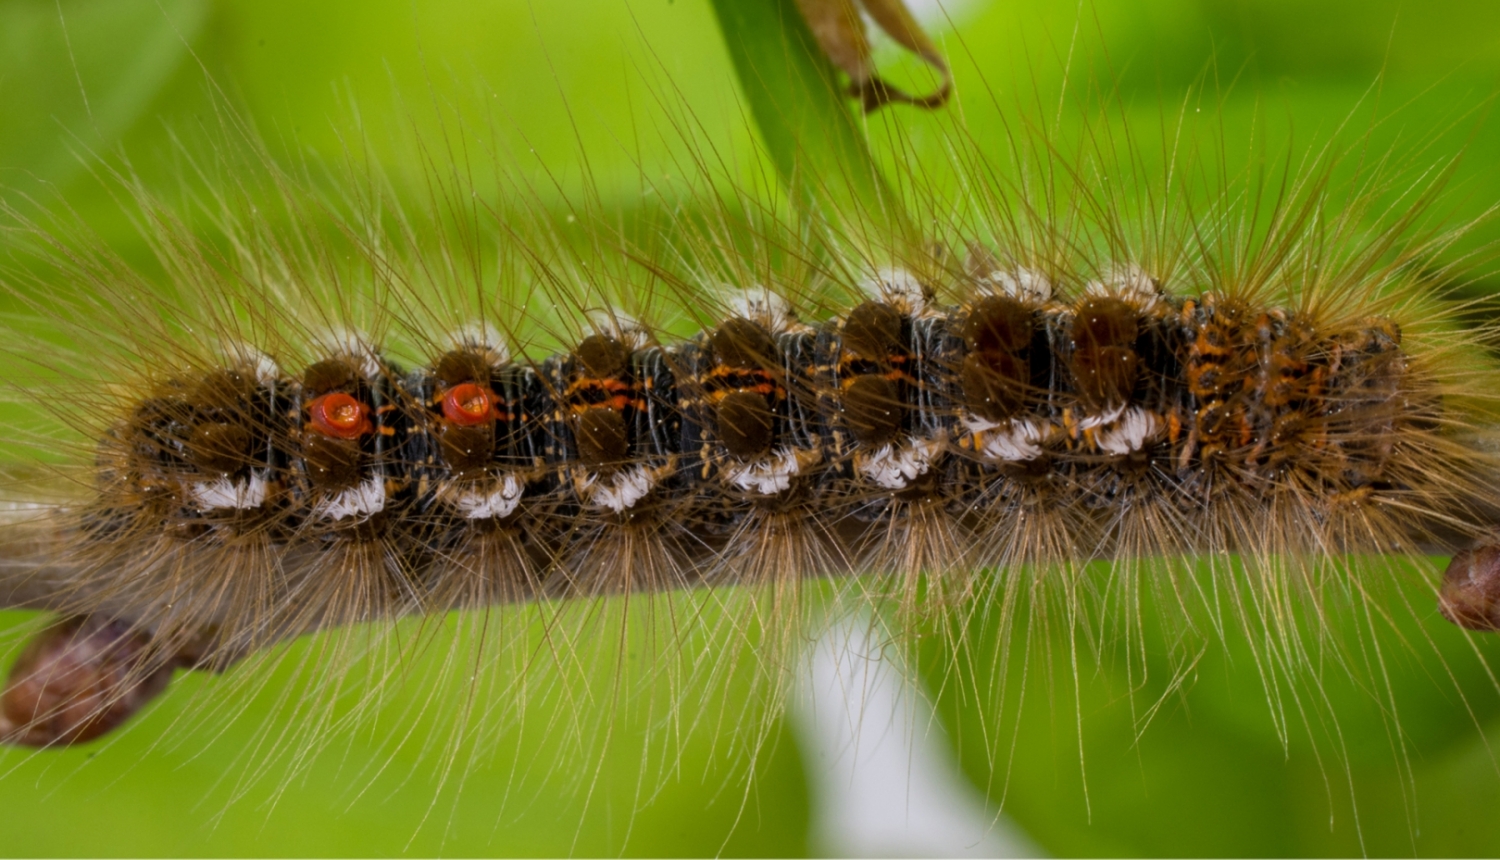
xmin=706 ymin=0 xmax=907 ymax=236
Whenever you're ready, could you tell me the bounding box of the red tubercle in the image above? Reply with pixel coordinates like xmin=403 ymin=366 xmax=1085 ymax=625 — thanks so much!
xmin=306 ymin=392 xmax=372 ymax=440
xmin=442 ymin=382 xmax=498 ymax=426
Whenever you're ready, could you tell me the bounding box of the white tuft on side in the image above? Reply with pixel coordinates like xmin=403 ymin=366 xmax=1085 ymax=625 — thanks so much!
xmin=447 ymin=321 xmax=511 ymax=366
xmin=582 ymin=465 xmax=659 ymax=513
xmin=1076 ymin=404 xmax=1127 ymax=433
xmin=586 ymin=308 xmax=650 ymax=349
xmin=1084 ymin=264 xmax=1161 ymax=309
xmin=860 ymin=267 xmax=930 ymax=316
xmin=453 ymin=475 xmax=525 ymax=520
xmin=1091 ymin=406 xmax=1165 ymax=456
xmin=191 ymin=474 xmax=268 ymax=511
xmin=222 ymin=343 xmax=282 ymax=385
xmin=859 ymin=436 xmax=943 ymax=490
xmin=312 ymin=476 xmax=386 ymax=521
xmin=729 ymin=447 xmax=805 ymax=496
xmin=983 ymin=267 xmax=1053 ymax=303
xmin=964 ymin=415 xmax=1049 ymax=462
xmin=313 ymin=327 xmax=383 ymax=379
xmin=722 ymin=285 xmax=795 ymax=333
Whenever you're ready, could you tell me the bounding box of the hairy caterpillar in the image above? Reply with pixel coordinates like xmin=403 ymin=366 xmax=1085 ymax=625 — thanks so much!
xmin=5 ymin=1 xmax=1500 ymax=855
xmin=10 ymin=219 xmax=1465 ymax=650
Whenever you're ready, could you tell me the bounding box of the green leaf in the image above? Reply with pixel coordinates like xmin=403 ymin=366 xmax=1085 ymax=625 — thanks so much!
xmin=706 ymin=0 xmax=908 ymax=236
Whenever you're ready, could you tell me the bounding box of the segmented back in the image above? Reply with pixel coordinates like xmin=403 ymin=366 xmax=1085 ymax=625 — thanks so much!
xmin=44 ymin=256 xmax=1453 ymax=666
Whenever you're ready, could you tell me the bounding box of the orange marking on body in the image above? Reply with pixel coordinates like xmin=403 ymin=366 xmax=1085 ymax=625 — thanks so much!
xmin=1195 ymin=329 xmax=1232 ymax=359
xmin=565 ymin=377 xmax=635 ymax=412
xmin=1187 ymin=360 xmax=1222 ymax=397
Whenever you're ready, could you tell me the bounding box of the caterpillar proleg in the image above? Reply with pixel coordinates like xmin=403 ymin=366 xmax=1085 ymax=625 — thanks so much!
xmin=5 ymin=0 xmax=1500 ymax=854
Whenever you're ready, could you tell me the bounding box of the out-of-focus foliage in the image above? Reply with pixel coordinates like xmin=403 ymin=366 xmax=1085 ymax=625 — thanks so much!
xmin=3 ymin=0 xmax=1500 ymax=855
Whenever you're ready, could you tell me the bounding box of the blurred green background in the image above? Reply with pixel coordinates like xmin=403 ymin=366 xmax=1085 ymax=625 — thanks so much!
xmin=4 ymin=0 xmax=1500 ymax=855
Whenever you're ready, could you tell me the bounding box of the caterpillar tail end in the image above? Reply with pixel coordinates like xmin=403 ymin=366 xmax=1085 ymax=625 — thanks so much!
xmin=1440 ymin=540 xmax=1500 ymax=632
xmin=0 ymin=617 xmax=176 ymax=747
